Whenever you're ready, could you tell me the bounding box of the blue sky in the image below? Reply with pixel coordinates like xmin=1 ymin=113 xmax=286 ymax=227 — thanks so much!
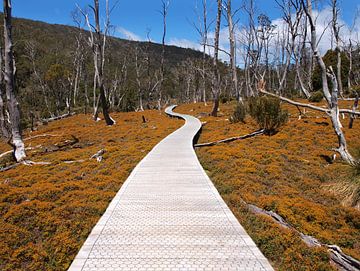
xmin=12 ymin=0 xmax=360 ymax=51
xmin=11 ymin=0 xmax=262 ymax=42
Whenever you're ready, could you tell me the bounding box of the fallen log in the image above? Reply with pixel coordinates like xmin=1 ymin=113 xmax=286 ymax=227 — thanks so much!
xmin=24 ymin=134 xmax=60 ymax=141
xmin=194 ymin=129 xmax=265 ymax=148
xmin=41 ymin=113 xmax=75 ymax=123
xmin=0 ymin=163 xmax=19 ymax=172
xmin=0 ymin=159 xmax=51 ymax=172
xmin=1 ymin=148 xmax=106 ymax=172
xmin=91 ymin=149 xmax=105 ymax=162
xmin=247 ymin=202 xmax=360 ymax=271
xmin=0 ymin=145 xmax=42 ymax=159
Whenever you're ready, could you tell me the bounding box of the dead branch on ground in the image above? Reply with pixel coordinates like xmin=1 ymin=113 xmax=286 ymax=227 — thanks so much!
xmin=246 ymin=202 xmax=360 ymax=271
xmin=194 ymin=129 xmax=264 ymax=147
xmin=41 ymin=113 xmax=75 ymax=123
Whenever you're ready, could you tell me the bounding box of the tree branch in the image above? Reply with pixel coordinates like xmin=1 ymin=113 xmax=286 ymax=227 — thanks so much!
xmin=194 ymin=129 xmax=264 ymax=147
xmin=260 ymin=89 xmax=360 ymax=116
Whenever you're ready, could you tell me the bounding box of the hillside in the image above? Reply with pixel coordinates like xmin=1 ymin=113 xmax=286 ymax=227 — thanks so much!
xmin=0 ymin=15 xmax=211 ymax=127
xmin=11 ymin=16 xmax=204 ymax=68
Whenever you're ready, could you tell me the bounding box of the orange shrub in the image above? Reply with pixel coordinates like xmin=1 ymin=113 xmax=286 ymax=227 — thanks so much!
xmin=0 ymin=110 xmax=182 ymax=270
xmin=177 ymin=100 xmax=360 ymax=269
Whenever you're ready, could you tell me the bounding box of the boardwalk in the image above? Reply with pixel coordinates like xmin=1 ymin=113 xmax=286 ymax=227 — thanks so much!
xmin=68 ymin=106 xmax=274 ymax=271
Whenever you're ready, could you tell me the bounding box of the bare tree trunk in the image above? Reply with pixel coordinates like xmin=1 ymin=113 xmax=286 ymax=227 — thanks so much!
xmin=84 ymin=67 xmax=90 ymax=114
xmin=303 ymin=0 xmax=330 ymax=101
xmin=201 ymin=0 xmax=208 ymax=105
xmin=226 ymin=0 xmax=239 ymax=101
xmin=302 ymin=0 xmax=357 ymax=166
xmin=135 ymin=46 xmax=144 ymax=111
xmin=332 ymin=0 xmax=343 ymax=96
xmin=349 ymin=93 xmax=358 ymax=129
xmin=158 ymin=0 xmax=169 ymax=111
xmin=0 ymin=89 xmax=8 ymax=138
xmin=3 ymin=0 xmax=26 ymax=162
xmin=327 ymin=70 xmax=356 ymax=165
xmin=210 ymin=0 xmax=222 ymax=117
xmin=295 ymin=60 xmax=311 ymax=98
xmin=0 ymin=46 xmax=9 ymax=138
xmin=78 ymin=0 xmax=114 ymax=124
xmin=347 ymin=39 xmax=353 ymax=91
xmin=93 ymin=0 xmax=113 ymax=125
xmin=277 ymin=0 xmax=308 ymax=97
xmin=25 ymin=41 xmax=53 ymax=117
xmin=92 ymin=64 xmax=99 ymax=120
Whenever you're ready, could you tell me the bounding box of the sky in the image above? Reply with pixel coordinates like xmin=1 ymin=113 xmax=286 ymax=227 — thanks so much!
xmin=12 ymin=0 xmax=360 ymax=60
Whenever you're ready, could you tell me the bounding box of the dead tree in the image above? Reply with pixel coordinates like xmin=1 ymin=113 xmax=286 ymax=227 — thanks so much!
xmin=79 ymin=0 xmax=114 ymax=125
xmin=257 ymin=0 xmax=360 ymax=166
xmin=71 ymin=9 xmax=87 ymax=109
xmin=134 ymin=46 xmax=145 ymax=111
xmin=276 ymin=0 xmax=310 ymax=98
xmin=157 ymin=0 xmax=170 ymax=110
xmin=349 ymin=93 xmax=359 ymax=129
xmin=345 ymin=10 xmax=359 ymax=91
xmin=210 ymin=0 xmax=222 ymax=116
xmin=223 ymin=0 xmax=240 ymax=101
xmin=346 ymin=38 xmax=354 ymax=91
xmin=260 ymin=0 xmax=359 ymax=166
xmin=302 ymin=0 xmax=357 ymax=165
xmin=257 ymin=14 xmax=275 ymax=90
xmin=0 ymin=46 xmax=9 ymax=138
xmin=3 ymin=0 xmax=26 ymax=162
xmin=194 ymin=0 xmax=210 ymax=105
xmin=331 ymin=0 xmax=343 ymax=97
xmin=294 ymin=13 xmax=313 ymax=98
xmin=241 ymin=0 xmax=261 ymax=97
xmin=93 ymin=0 xmax=114 ymax=125
xmin=24 ymin=41 xmax=53 ymax=117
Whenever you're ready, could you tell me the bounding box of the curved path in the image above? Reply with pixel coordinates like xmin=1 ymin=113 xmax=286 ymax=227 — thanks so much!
xmin=68 ymin=106 xmax=274 ymax=271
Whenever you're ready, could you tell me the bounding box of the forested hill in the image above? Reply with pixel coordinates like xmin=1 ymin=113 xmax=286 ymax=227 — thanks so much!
xmin=2 ymin=15 xmax=209 ymax=125
xmin=11 ymin=15 xmax=203 ymax=68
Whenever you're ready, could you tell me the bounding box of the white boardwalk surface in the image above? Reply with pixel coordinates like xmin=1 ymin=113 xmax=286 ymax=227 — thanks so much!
xmin=68 ymin=106 xmax=274 ymax=271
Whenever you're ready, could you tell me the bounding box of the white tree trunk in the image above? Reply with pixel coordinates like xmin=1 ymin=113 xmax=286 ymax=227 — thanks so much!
xmin=3 ymin=0 xmax=26 ymax=162
xmin=226 ymin=0 xmax=239 ymax=100
xmin=302 ymin=0 xmax=357 ymax=166
xmin=210 ymin=0 xmax=222 ymax=117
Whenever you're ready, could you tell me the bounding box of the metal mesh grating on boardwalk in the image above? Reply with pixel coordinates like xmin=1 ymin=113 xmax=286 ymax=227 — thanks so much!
xmin=68 ymin=106 xmax=274 ymax=271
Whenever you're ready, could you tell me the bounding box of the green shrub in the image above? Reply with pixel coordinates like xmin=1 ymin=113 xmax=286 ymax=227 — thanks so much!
xmin=230 ymin=102 xmax=246 ymax=123
xmin=309 ymin=91 xmax=324 ymax=102
xmin=248 ymin=96 xmax=288 ymax=135
xmin=220 ymin=94 xmax=229 ymax=104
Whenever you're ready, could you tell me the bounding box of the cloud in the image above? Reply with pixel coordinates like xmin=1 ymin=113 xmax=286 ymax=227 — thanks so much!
xmin=268 ymin=6 xmax=360 ymax=55
xmin=168 ymin=38 xmax=202 ymax=51
xmin=116 ymin=27 xmax=142 ymax=41
xmin=204 ymin=5 xmax=360 ymax=66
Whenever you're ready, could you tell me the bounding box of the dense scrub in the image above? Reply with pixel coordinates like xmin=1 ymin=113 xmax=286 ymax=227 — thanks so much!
xmin=247 ymin=97 xmax=288 ymax=135
xmin=0 ymin=111 xmax=181 ymax=270
xmin=177 ymin=101 xmax=360 ymax=270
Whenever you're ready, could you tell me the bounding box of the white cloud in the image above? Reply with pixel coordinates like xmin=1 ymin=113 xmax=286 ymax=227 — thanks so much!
xmin=269 ymin=7 xmax=360 ymax=55
xmin=168 ymin=38 xmax=202 ymax=51
xmin=205 ymin=6 xmax=360 ymax=66
xmin=116 ymin=26 xmax=142 ymax=41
